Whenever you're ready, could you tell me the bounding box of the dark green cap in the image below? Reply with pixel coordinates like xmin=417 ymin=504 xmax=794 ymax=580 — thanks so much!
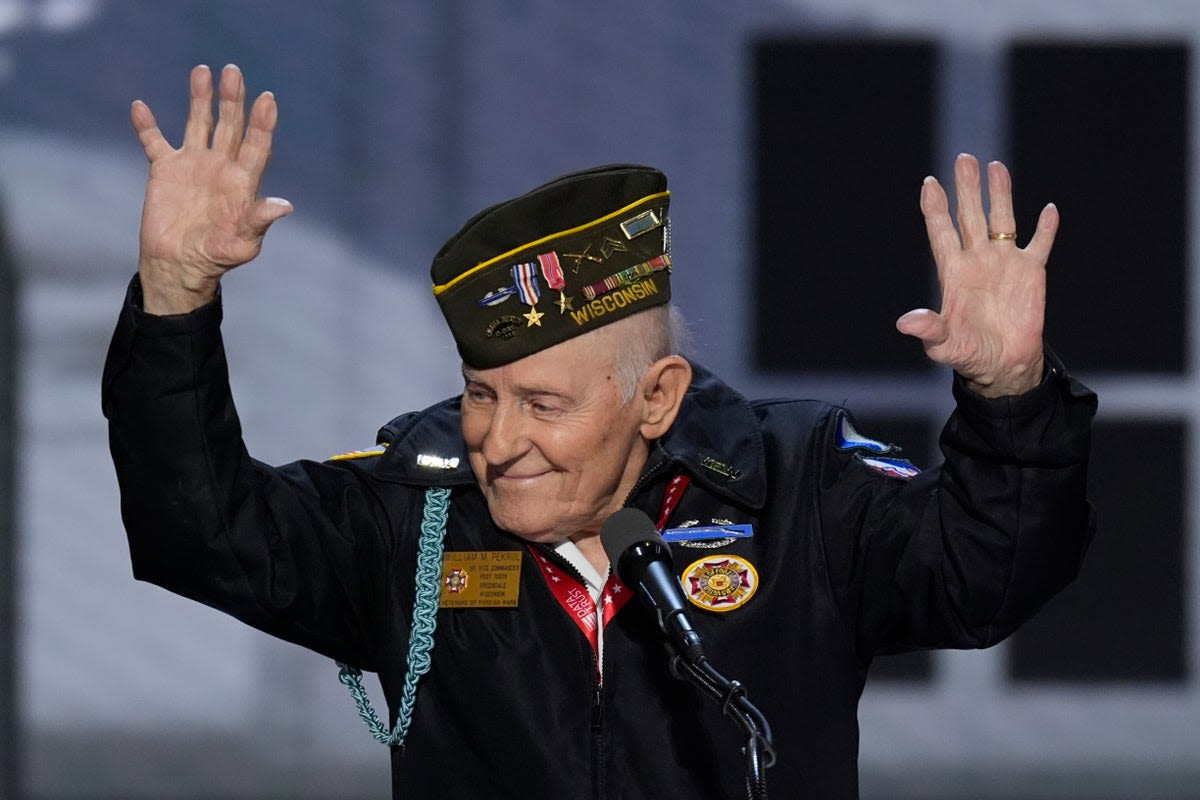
xmin=431 ymin=164 xmax=672 ymax=368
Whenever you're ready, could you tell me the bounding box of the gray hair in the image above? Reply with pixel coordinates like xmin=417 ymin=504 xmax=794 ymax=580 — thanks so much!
xmin=610 ymin=304 xmax=692 ymax=404
xmin=461 ymin=304 xmax=691 ymax=405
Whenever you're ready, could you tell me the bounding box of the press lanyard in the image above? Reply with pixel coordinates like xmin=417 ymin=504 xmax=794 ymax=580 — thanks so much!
xmin=527 ymin=550 xmax=631 ymax=666
xmin=527 ymin=473 xmax=692 ymax=672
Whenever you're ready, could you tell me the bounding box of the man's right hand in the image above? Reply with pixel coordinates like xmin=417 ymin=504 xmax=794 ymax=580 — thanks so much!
xmin=132 ymin=64 xmax=292 ymax=315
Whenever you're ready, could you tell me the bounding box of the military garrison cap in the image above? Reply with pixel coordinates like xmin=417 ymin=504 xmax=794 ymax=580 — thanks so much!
xmin=430 ymin=164 xmax=672 ymax=368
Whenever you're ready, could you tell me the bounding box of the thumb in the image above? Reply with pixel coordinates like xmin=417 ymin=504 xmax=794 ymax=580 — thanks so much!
xmin=245 ymin=196 xmax=294 ymax=234
xmin=895 ymin=308 xmax=947 ymax=345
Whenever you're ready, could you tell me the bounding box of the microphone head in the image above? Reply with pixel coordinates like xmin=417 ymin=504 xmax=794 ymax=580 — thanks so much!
xmin=600 ymin=508 xmax=671 ymax=584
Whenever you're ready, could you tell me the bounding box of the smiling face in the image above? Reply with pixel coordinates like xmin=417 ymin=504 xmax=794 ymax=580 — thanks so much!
xmin=461 ymin=327 xmax=653 ymax=544
xmin=460 ymin=310 xmax=691 ymax=545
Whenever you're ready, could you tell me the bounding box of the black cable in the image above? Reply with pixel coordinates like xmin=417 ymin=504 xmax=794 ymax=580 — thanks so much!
xmin=668 ymin=651 xmax=777 ymax=798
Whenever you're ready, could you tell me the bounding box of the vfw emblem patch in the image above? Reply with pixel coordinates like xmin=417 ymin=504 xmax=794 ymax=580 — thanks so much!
xmin=681 ymin=555 xmax=759 ymax=612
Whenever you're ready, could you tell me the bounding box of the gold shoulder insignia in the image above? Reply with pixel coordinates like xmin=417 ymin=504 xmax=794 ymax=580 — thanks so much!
xmin=329 ymin=444 xmax=388 ymax=462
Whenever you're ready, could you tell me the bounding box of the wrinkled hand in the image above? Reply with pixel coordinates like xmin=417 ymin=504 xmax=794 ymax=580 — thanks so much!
xmin=132 ymin=64 xmax=292 ymax=314
xmin=896 ymin=154 xmax=1058 ymax=398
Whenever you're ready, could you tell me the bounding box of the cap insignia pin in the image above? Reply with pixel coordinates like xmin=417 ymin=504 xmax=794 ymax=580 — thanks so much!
xmin=524 ymin=306 xmax=545 ymax=327
xmin=562 ymin=243 xmax=603 ymax=273
xmin=600 ymin=236 xmax=629 ymax=258
xmin=620 ymin=209 xmax=662 ymax=239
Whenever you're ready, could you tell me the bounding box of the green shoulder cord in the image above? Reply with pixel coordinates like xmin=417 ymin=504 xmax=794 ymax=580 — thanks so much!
xmin=337 ymin=486 xmax=451 ymax=748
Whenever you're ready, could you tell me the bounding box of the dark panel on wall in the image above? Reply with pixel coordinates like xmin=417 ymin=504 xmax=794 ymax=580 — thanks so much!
xmin=858 ymin=415 xmax=938 ymax=683
xmin=1010 ymin=420 xmax=1187 ymax=683
xmin=1009 ymin=42 xmax=1188 ymax=373
xmin=751 ymin=38 xmax=937 ymax=374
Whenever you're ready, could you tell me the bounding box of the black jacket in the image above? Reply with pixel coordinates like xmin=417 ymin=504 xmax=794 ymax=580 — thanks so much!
xmin=103 ymin=278 xmax=1097 ymax=799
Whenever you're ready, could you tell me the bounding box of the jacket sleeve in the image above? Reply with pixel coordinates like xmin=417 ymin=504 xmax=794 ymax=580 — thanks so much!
xmin=817 ymin=351 xmax=1098 ymax=660
xmin=101 ymin=276 xmax=400 ymax=669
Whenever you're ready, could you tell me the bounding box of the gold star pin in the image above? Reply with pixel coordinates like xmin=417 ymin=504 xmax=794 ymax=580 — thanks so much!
xmin=557 ymin=292 xmax=574 ymax=313
xmin=524 ymin=306 xmax=545 ymax=327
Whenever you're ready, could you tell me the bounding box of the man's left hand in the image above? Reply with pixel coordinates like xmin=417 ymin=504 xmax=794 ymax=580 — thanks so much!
xmin=897 ymin=153 xmax=1058 ymax=398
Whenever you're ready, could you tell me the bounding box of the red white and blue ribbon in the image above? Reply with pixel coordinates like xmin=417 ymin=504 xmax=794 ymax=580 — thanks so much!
xmin=512 ymin=262 xmax=542 ymax=306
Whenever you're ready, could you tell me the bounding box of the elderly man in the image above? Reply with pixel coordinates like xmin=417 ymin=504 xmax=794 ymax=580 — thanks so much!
xmin=104 ymin=64 xmax=1096 ymax=799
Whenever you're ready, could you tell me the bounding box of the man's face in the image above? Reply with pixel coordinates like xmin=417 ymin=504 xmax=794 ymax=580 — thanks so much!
xmin=460 ymin=332 xmax=650 ymax=544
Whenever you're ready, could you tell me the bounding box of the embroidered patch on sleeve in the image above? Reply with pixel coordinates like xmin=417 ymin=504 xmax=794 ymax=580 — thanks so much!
xmin=834 ymin=412 xmax=892 ymax=454
xmin=859 ymin=455 xmax=920 ymax=480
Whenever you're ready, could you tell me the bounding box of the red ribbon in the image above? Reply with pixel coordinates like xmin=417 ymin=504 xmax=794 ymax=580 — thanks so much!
xmin=528 ymin=473 xmax=691 ymax=675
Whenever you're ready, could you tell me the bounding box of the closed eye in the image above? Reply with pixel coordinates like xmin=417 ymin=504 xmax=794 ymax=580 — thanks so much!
xmin=529 ymin=399 xmax=561 ymax=415
xmin=463 ymin=382 xmax=495 ymax=404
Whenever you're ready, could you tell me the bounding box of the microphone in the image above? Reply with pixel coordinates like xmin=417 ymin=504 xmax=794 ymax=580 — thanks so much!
xmin=601 ymin=508 xmax=706 ymax=665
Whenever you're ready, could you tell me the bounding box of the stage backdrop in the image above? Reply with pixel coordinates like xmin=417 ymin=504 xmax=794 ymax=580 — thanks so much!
xmin=3 ymin=1 xmax=1198 ymax=797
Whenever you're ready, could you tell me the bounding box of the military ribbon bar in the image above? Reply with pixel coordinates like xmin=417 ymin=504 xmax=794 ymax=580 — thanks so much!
xmin=582 ymin=254 xmax=671 ymax=301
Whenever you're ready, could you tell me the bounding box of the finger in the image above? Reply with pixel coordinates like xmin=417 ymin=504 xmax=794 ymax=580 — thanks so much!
xmin=1024 ymin=202 xmax=1060 ymax=264
xmin=895 ymin=308 xmax=948 ymax=346
xmin=953 ymin=153 xmax=987 ymax=249
xmin=182 ymin=64 xmax=214 ymax=150
xmin=130 ymin=100 xmax=173 ymax=162
xmin=212 ymin=64 xmax=246 ymax=157
xmin=920 ymin=175 xmax=960 ymax=271
xmin=985 ymin=160 xmax=1017 ymax=244
xmin=241 ymin=196 xmax=293 ymax=237
xmin=239 ymin=91 xmax=278 ymax=177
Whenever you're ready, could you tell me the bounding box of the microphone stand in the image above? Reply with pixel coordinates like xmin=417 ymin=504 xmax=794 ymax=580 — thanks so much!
xmin=667 ymin=648 xmax=776 ymax=800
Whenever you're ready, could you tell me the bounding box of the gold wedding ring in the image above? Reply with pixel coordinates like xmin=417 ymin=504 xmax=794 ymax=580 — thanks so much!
xmin=988 ymin=231 xmax=1017 ymax=241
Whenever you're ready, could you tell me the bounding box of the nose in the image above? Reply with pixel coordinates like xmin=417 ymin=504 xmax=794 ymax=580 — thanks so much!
xmin=479 ymin=400 xmax=531 ymax=466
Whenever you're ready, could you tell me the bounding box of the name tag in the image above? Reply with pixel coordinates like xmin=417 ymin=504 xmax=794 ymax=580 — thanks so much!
xmin=439 ymin=551 xmax=523 ymax=608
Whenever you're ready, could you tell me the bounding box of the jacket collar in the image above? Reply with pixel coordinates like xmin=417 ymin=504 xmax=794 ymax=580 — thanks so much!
xmin=373 ymin=396 xmax=476 ymax=487
xmin=655 ymin=362 xmax=767 ymax=510
xmin=371 ymin=362 xmax=767 ymax=510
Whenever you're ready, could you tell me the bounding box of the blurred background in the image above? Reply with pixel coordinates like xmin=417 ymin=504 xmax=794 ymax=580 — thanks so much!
xmin=1 ymin=0 xmax=1196 ymax=797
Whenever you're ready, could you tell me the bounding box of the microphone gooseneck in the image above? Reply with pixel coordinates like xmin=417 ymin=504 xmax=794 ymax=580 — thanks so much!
xmin=600 ymin=507 xmax=776 ymax=798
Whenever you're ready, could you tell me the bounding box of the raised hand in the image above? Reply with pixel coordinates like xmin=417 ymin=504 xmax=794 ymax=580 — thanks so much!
xmin=896 ymin=154 xmax=1058 ymax=398
xmin=132 ymin=64 xmax=292 ymax=314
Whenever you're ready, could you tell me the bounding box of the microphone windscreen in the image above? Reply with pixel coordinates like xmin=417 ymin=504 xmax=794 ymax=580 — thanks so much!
xmin=600 ymin=507 xmax=663 ymax=568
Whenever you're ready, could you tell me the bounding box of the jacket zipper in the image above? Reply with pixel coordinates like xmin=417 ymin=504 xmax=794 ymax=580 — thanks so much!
xmin=592 ymin=676 xmax=603 ymax=730
xmin=590 ymin=455 xmax=672 ymax=800
xmin=592 ymin=645 xmax=604 ymax=799
xmin=534 ymin=542 xmax=610 ymax=798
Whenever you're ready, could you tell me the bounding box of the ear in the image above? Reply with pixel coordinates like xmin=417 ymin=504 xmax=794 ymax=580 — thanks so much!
xmin=638 ymin=355 xmax=692 ymax=440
